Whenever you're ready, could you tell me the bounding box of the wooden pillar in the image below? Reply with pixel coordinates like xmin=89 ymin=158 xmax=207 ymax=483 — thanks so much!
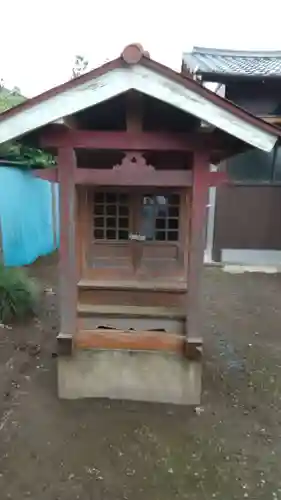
xmin=57 ymin=147 xmax=77 ymax=355
xmin=186 ymin=151 xmax=210 ymax=343
xmin=205 ymin=186 xmax=216 ymax=263
xmin=126 ymin=91 xmax=142 ymax=132
xmin=51 ymin=181 xmax=58 ymax=250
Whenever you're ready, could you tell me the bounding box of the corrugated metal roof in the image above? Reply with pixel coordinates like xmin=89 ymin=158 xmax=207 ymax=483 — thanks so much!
xmin=183 ymin=47 xmax=281 ymax=77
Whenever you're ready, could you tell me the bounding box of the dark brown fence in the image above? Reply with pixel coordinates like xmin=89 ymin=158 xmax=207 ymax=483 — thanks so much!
xmin=212 ymin=186 xmax=281 ymax=261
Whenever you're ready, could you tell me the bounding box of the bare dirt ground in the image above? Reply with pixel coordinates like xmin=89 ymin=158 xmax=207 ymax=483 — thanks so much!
xmin=0 ymin=254 xmax=281 ymax=500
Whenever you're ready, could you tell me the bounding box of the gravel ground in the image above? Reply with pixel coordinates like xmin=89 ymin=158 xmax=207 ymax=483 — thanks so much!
xmin=0 ymin=254 xmax=281 ymax=500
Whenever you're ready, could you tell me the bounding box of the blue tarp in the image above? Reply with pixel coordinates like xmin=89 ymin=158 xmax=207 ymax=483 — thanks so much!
xmin=0 ymin=167 xmax=59 ymax=266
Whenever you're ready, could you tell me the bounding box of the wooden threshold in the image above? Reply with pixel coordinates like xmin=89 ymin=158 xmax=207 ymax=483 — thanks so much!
xmin=77 ymin=303 xmax=185 ymax=319
xmin=75 ymin=329 xmax=184 ymax=352
xmin=78 ymin=279 xmax=187 ymax=293
xmin=74 ymin=329 xmax=202 ymax=359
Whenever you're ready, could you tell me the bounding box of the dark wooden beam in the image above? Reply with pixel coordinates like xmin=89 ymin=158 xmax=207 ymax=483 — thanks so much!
xmin=57 ymin=148 xmax=77 ymax=355
xmin=75 ymin=168 xmax=192 ymax=187
xmin=186 ymin=151 xmax=210 ymax=342
xmin=126 ymin=91 xmax=143 ymax=132
xmin=40 ymin=129 xmax=230 ymax=152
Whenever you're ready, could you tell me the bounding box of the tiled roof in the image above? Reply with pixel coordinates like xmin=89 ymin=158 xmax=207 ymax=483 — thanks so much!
xmin=182 ymin=47 xmax=281 ymax=77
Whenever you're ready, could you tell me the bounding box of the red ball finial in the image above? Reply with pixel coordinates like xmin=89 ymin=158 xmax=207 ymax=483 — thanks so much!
xmin=121 ymin=43 xmax=148 ymax=64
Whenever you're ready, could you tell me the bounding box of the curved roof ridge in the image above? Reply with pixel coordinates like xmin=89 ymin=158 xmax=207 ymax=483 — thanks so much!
xmin=189 ymin=47 xmax=281 ymax=58
xmin=182 ymin=46 xmax=281 ymax=76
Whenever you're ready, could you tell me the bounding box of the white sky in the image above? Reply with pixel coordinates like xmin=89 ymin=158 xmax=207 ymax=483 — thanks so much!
xmin=1 ymin=0 xmax=281 ymax=97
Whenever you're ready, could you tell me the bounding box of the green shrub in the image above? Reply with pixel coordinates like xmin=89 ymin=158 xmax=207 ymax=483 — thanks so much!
xmin=0 ymin=265 xmax=40 ymax=323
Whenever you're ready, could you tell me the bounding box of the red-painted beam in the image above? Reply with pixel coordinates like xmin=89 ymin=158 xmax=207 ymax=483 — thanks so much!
xmin=32 ymin=168 xmax=58 ymax=182
xmin=40 ymin=129 xmax=228 ymax=152
xmin=74 ymin=168 xmax=193 ymax=187
xmin=32 ymin=167 xmax=229 ymax=187
xmin=208 ymin=171 xmax=229 ymax=187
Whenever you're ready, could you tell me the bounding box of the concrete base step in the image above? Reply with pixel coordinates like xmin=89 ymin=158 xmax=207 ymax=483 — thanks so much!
xmin=58 ymin=349 xmax=202 ymax=405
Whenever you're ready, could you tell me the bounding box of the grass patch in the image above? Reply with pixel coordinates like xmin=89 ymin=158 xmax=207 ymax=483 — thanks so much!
xmin=0 ymin=265 xmax=40 ymax=323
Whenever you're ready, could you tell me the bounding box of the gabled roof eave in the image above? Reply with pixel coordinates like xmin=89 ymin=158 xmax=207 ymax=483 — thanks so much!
xmin=0 ymin=45 xmax=280 ymax=153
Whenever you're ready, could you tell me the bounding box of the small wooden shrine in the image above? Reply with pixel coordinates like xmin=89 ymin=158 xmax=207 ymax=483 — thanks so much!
xmin=0 ymin=44 xmax=280 ymax=404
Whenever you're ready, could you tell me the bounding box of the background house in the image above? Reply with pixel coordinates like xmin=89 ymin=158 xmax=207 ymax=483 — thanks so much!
xmin=182 ymin=47 xmax=281 ymax=266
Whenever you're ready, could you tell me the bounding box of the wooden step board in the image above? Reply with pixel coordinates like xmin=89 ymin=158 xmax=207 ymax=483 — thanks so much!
xmin=74 ymin=329 xmax=202 ymax=360
xmin=76 ymin=329 xmax=185 ymax=352
xmin=78 ymin=283 xmax=186 ymax=309
xmin=57 ymin=329 xmax=202 ymax=360
xmin=78 ymin=279 xmax=187 ymax=293
xmin=77 ymin=304 xmax=185 ymax=318
xmin=77 ymin=303 xmax=186 ymax=334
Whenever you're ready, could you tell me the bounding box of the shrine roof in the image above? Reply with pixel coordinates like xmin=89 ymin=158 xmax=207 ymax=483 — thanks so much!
xmin=182 ymin=47 xmax=281 ymax=79
xmin=0 ymin=43 xmax=280 ymax=152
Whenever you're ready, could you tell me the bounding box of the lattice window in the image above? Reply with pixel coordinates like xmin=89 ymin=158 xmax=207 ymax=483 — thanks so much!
xmin=93 ymin=192 xmax=130 ymax=241
xmin=140 ymin=194 xmax=180 ymax=241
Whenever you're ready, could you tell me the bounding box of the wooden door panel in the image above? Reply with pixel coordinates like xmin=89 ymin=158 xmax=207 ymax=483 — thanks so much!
xmin=140 ymin=244 xmax=180 ymax=278
xmin=79 ymin=188 xmax=189 ymax=283
xmin=86 ymin=190 xmax=135 ymax=279
xmin=90 ymin=242 xmax=133 ymax=268
xmin=142 ymin=244 xmax=178 ymax=259
xmin=136 ymin=192 xmax=188 ymax=280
